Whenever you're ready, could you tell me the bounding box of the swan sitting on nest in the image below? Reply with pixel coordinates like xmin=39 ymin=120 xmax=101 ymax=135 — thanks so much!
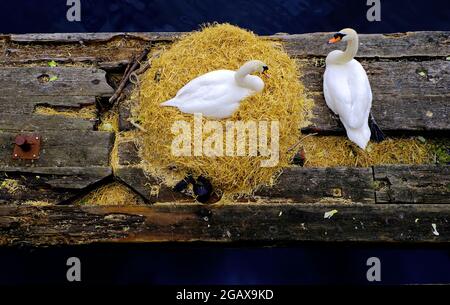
xmin=324 ymin=28 xmax=385 ymax=150
xmin=160 ymin=60 xmax=269 ymax=119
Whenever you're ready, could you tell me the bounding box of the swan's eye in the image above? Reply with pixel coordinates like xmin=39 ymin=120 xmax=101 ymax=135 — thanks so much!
xmin=334 ymin=33 xmax=346 ymax=39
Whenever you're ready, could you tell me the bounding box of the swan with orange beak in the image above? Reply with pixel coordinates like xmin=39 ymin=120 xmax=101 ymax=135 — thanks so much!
xmin=324 ymin=28 xmax=385 ymax=150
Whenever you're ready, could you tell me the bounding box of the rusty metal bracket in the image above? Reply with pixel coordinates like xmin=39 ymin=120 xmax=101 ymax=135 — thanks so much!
xmin=12 ymin=134 xmax=41 ymax=160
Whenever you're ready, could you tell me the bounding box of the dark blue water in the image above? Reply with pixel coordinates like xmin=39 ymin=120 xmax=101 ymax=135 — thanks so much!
xmin=0 ymin=245 xmax=449 ymax=285
xmin=0 ymin=0 xmax=449 ymax=286
xmin=0 ymin=0 xmax=449 ymax=34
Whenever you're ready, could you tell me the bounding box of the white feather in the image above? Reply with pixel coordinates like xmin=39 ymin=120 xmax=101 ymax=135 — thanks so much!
xmin=160 ymin=61 xmax=266 ymax=119
xmin=324 ymin=30 xmax=373 ymax=150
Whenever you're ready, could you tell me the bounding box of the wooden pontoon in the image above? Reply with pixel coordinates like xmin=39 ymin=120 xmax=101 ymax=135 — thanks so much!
xmin=0 ymin=31 xmax=449 ymax=246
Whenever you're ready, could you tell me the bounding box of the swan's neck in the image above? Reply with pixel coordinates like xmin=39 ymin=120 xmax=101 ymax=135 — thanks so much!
xmin=334 ymin=36 xmax=359 ymax=64
xmin=235 ymin=64 xmax=264 ymax=92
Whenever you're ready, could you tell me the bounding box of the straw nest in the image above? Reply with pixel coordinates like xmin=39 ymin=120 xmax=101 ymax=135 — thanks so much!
xmin=300 ymin=136 xmax=435 ymax=167
xmin=135 ymin=24 xmax=309 ymax=195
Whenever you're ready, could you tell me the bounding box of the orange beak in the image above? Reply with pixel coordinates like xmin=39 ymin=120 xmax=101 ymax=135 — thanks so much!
xmin=262 ymin=71 xmax=270 ymax=78
xmin=328 ymin=36 xmax=341 ymax=44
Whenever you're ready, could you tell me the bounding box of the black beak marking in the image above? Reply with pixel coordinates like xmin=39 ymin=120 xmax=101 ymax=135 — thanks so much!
xmin=263 ymin=66 xmax=269 ymax=72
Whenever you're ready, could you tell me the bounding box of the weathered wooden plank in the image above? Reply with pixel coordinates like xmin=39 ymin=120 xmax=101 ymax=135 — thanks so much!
xmin=0 ymin=203 xmax=448 ymax=246
xmin=115 ymin=137 xmax=375 ymax=203
xmin=374 ymin=165 xmax=450 ymax=204
xmin=1 ymin=33 xmax=171 ymax=69
xmin=256 ymin=167 xmax=375 ymax=203
xmin=0 ymin=130 xmax=114 ymax=167
xmin=0 ymin=114 xmax=95 ymax=131
xmin=0 ymin=166 xmax=112 ymax=189
xmin=301 ymin=59 xmax=450 ymax=95
xmin=114 ymin=141 xmax=195 ymax=203
xmin=301 ymin=59 xmax=450 ymax=132
xmin=280 ymin=31 xmax=450 ymax=58
xmin=0 ymin=167 xmax=112 ymax=204
xmin=116 ymin=138 xmax=448 ymax=205
xmin=114 ymin=137 xmax=190 ymax=202
xmin=116 ymin=167 xmax=192 ymax=203
xmin=0 ymin=96 xmax=96 ymax=115
xmin=114 ymin=139 xmax=207 ymax=203
xmin=8 ymin=31 xmax=449 ymax=58
xmin=0 ymin=67 xmax=114 ymax=96
xmin=9 ymin=32 xmax=182 ymax=43
xmin=117 ymin=140 xmax=141 ymax=166
xmin=0 ymin=64 xmax=115 ymax=205
xmin=115 ymin=138 xmax=375 ymax=203
xmin=118 ymin=99 xmax=135 ymax=131
xmin=2 ymin=32 xmax=448 ymax=71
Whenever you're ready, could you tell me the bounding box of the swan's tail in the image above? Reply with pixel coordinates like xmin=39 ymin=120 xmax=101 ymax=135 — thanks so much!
xmin=160 ymin=98 xmax=179 ymax=107
xmin=369 ymin=113 xmax=386 ymax=143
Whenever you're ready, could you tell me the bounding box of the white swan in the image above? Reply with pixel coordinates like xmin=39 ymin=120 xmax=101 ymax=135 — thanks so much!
xmin=324 ymin=28 xmax=385 ymax=150
xmin=160 ymin=60 xmax=268 ymax=119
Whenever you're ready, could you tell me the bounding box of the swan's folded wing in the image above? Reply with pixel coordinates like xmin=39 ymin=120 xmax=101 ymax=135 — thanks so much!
xmin=348 ymin=64 xmax=372 ymax=119
xmin=324 ymin=61 xmax=372 ymax=130
xmin=323 ymin=77 xmax=337 ymax=114
xmin=175 ymin=70 xmax=234 ymax=100
xmin=175 ymin=82 xmax=232 ymax=107
xmin=324 ymin=67 xmax=350 ymax=116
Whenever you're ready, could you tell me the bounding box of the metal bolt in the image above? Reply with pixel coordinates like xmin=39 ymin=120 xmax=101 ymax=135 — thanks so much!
xmin=15 ymin=135 xmax=27 ymax=146
xmin=15 ymin=136 xmax=32 ymax=152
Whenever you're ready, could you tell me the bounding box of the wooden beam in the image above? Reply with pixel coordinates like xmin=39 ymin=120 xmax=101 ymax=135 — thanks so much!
xmin=0 ymin=203 xmax=448 ymax=246
xmin=7 ymin=31 xmax=450 ymax=58
xmin=115 ymin=139 xmax=377 ymax=204
xmin=0 ymin=130 xmax=114 ymax=168
xmin=2 ymin=32 xmax=448 ymax=69
xmin=115 ymin=138 xmax=450 ymax=205
xmin=0 ymin=167 xmax=112 ymax=204
xmin=374 ymin=165 xmax=450 ymax=204
xmin=0 ymin=96 xmax=96 ymax=115
xmin=0 ymin=114 xmax=96 ymax=132
xmin=9 ymin=32 xmax=183 ymax=43
xmin=0 ymin=65 xmax=115 ymax=205
xmin=301 ymin=59 xmax=450 ymax=132
xmin=255 ymin=167 xmax=375 ymax=204
xmin=116 ymin=166 xmax=377 ymax=204
xmin=0 ymin=67 xmax=114 ymax=96
xmin=280 ymin=31 xmax=450 ymax=58
xmin=116 ymin=167 xmax=192 ymax=203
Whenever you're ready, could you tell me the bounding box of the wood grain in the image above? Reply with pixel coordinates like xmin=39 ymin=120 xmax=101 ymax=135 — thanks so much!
xmin=374 ymin=165 xmax=450 ymax=204
xmin=301 ymin=59 xmax=450 ymax=132
xmin=115 ymin=140 xmax=376 ymax=204
xmin=255 ymin=167 xmax=375 ymax=203
xmin=116 ymin=167 xmax=192 ymax=203
xmin=0 ymin=67 xmax=114 ymax=96
xmin=7 ymin=31 xmax=450 ymax=58
xmin=0 ymin=114 xmax=96 ymax=131
xmin=0 ymin=203 xmax=448 ymax=246
xmin=0 ymin=130 xmax=114 ymax=168
xmin=0 ymin=96 xmax=96 ymax=115
xmin=0 ymin=167 xmax=112 ymax=204
xmin=280 ymin=31 xmax=450 ymax=58
xmin=9 ymin=32 xmax=182 ymax=43
xmin=0 ymin=66 xmax=115 ymax=205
